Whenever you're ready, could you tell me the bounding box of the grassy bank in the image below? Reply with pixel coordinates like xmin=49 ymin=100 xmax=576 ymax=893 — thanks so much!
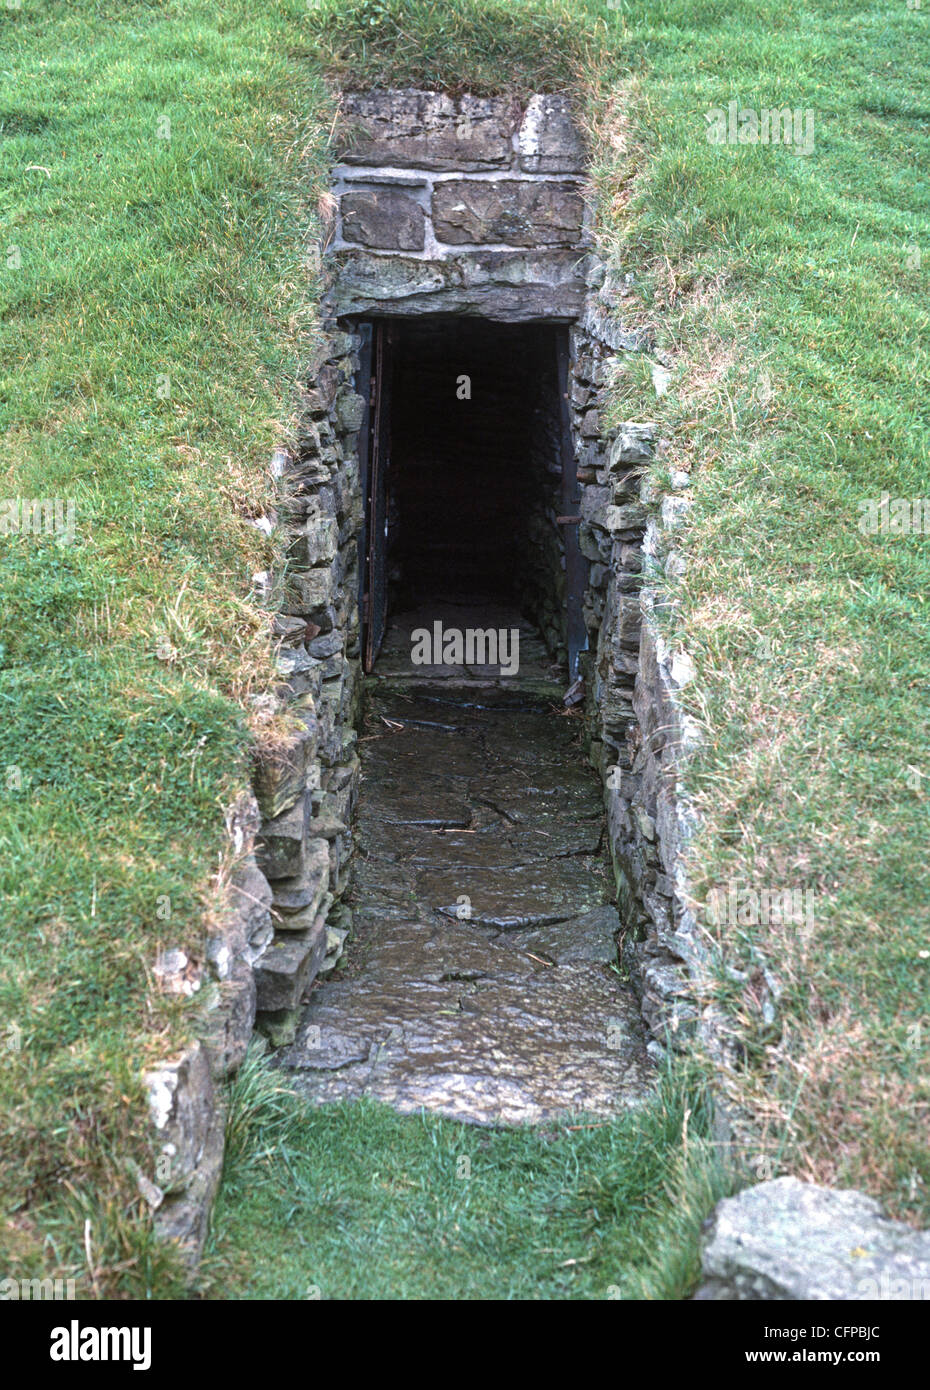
xmin=581 ymin=0 xmax=930 ymax=1215
xmin=0 ymin=0 xmax=332 ymax=1294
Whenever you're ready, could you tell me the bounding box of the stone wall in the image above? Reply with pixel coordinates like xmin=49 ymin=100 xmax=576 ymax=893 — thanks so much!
xmin=140 ymin=795 xmax=268 ymax=1259
xmin=550 ymin=279 xmax=713 ymax=1064
xmin=142 ymin=331 xmax=368 ymax=1264
xmin=563 ymin=273 xmax=723 ymax=1064
xmin=325 ymin=90 xmax=590 ymax=322
xmin=252 ymin=330 xmax=367 ymax=1046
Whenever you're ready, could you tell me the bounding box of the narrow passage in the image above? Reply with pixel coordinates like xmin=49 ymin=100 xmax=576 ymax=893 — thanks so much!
xmin=278 ymin=619 xmax=652 ymax=1124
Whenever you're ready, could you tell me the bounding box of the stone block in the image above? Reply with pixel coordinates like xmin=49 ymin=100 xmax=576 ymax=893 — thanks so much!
xmin=270 ymin=837 xmax=331 ymax=918
xmin=518 ymin=94 xmax=586 ymax=173
xmin=142 ymin=1041 xmax=215 ymax=1195
xmin=327 ymin=246 xmax=586 ymax=321
xmin=580 ymin=484 xmax=610 ymax=524
xmin=327 ymin=251 xmax=449 ymax=310
xmin=304 ymin=362 xmax=340 ymax=414
xmin=307 ymin=630 xmax=343 ymax=660
xmin=227 ymin=859 xmax=273 ymax=950
xmin=301 ymin=513 xmax=338 ymax=567
xmin=604 ymin=502 xmax=648 ymax=534
xmin=698 ymin=1178 xmax=930 ymax=1301
xmin=641 ymin=960 xmax=699 ymax=1044
xmin=433 ymin=179 xmax=583 ymax=246
xmin=579 ymin=523 xmax=610 ymax=562
xmin=252 ymin=718 xmax=318 ymax=820
xmin=338 ymin=91 xmax=516 ymax=171
xmin=614 ymin=593 xmax=643 ymax=648
xmin=254 ymin=915 xmax=328 ymax=1012
xmin=255 ymin=797 xmax=308 ymax=881
xmin=608 ymin=423 xmax=658 ymax=469
xmin=200 ymin=964 xmax=256 ymax=1079
xmin=273 ymin=614 xmax=309 ymax=645
xmin=153 ymin=1091 xmax=226 ymax=1268
xmin=341 ymin=187 xmax=426 ymax=251
xmin=287 ymin=568 xmax=335 ymax=615
xmin=335 ymin=389 xmax=366 ymax=433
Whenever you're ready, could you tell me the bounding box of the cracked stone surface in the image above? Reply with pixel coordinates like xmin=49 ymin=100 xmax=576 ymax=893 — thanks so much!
xmin=278 ymin=674 xmax=653 ymax=1124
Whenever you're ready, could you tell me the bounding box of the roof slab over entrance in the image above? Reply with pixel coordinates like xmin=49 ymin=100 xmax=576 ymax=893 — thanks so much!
xmin=322 ymin=90 xmax=593 ymax=323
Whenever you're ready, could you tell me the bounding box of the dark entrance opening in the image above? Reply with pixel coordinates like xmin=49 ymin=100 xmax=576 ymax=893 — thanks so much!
xmin=356 ymin=316 xmax=587 ymax=679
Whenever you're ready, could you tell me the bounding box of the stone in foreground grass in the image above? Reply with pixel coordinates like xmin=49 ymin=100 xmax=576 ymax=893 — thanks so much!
xmin=698 ymin=1178 xmax=930 ymax=1301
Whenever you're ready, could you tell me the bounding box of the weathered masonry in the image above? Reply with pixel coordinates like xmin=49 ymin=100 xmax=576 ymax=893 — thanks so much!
xmin=146 ymin=90 xmax=708 ymax=1259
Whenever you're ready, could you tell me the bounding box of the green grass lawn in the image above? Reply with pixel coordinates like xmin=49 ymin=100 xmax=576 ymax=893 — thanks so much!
xmin=2 ymin=0 xmax=928 ymax=1300
xmin=580 ymin=0 xmax=930 ymax=1214
xmin=0 ymin=0 xmax=333 ymax=1294
xmin=203 ymin=1046 xmax=728 ymax=1301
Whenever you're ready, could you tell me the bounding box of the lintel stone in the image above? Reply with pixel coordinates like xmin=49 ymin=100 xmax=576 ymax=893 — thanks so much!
xmin=338 ymin=90 xmax=517 ymax=171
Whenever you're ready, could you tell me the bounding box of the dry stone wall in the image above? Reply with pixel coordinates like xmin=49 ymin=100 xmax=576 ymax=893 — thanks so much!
xmin=560 ymin=280 xmax=713 ymax=1066
xmin=252 ymin=331 xmax=368 ymax=1046
xmin=325 ymin=91 xmax=590 ymax=322
xmin=142 ymin=333 xmax=368 ymax=1264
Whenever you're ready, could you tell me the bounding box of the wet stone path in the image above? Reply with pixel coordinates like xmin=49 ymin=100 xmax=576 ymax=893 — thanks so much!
xmin=279 ymin=674 xmax=653 ymax=1125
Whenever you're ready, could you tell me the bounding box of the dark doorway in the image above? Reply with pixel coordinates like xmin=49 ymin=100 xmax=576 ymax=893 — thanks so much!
xmin=356 ymin=317 xmax=586 ymax=677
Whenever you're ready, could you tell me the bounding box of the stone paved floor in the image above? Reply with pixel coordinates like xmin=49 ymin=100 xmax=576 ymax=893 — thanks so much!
xmin=278 ymin=617 xmax=653 ymax=1124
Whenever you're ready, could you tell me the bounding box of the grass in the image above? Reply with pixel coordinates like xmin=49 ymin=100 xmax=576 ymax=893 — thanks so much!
xmin=305 ymin=0 xmax=594 ymax=97
xmin=203 ymin=1045 xmax=731 ymax=1301
xmin=0 ymin=0 xmax=334 ymax=1294
xmin=2 ymin=0 xmax=927 ymax=1301
xmin=580 ymin=0 xmax=930 ymax=1217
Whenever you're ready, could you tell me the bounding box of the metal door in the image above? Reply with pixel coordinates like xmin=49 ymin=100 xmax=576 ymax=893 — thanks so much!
xmin=556 ymin=328 xmax=588 ymax=679
xmin=361 ymin=321 xmax=391 ymax=671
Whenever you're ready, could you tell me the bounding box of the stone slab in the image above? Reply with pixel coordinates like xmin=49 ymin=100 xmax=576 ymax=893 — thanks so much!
xmin=432 ymin=179 xmax=584 ymax=246
xmin=275 ymin=676 xmax=653 ymax=1125
xmin=338 ymin=90 xmax=516 ymax=171
xmin=698 ymin=1178 xmax=930 ymax=1301
xmin=278 ymin=923 xmax=651 ymax=1125
xmin=341 ymin=187 xmax=426 ymax=251
xmin=325 ymin=249 xmax=587 ymax=322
